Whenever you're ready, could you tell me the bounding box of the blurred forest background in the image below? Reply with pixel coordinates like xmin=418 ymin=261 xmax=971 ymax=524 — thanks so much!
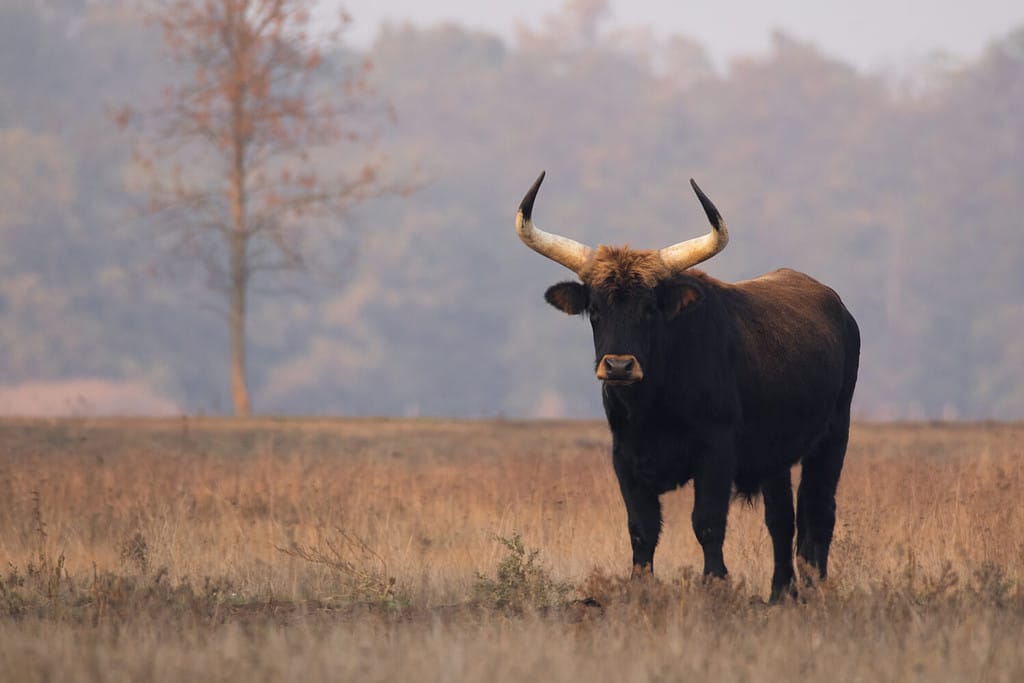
xmin=1 ymin=0 xmax=1022 ymax=419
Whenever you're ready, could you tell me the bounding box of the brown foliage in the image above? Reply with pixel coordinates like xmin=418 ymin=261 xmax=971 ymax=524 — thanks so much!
xmin=133 ymin=0 xmax=380 ymax=240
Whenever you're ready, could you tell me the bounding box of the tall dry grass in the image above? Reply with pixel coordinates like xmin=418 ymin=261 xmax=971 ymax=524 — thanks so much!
xmin=1 ymin=418 xmax=1022 ymax=681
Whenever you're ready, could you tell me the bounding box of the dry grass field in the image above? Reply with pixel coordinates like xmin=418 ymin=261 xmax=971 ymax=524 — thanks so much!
xmin=1 ymin=418 xmax=1022 ymax=681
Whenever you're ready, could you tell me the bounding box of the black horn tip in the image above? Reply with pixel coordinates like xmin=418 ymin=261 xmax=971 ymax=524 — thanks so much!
xmin=519 ymin=170 xmax=546 ymax=221
xmin=690 ymin=178 xmax=723 ymax=231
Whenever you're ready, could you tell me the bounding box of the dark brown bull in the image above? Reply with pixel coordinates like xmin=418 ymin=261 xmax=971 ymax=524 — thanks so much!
xmin=516 ymin=172 xmax=860 ymax=601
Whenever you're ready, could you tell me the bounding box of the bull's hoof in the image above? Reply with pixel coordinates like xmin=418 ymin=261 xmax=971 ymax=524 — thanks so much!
xmin=630 ymin=563 xmax=654 ymax=580
xmin=769 ymin=581 xmax=798 ymax=604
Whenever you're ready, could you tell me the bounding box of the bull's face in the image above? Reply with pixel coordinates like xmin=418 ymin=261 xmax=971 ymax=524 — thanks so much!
xmin=544 ymin=270 xmax=706 ymax=385
xmin=515 ymin=171 xmax=727 ymax=385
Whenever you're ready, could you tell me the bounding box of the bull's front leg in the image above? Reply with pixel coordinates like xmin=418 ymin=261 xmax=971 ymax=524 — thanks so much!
xmin=691 ymin=431 xmax=736 ymax=578
xmin=613 ymin=446 xmax=662 ymax=577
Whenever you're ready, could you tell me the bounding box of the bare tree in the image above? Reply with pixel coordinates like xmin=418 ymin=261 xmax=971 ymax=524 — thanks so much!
xmin=120 ymin=0 xmax=400 ymax=415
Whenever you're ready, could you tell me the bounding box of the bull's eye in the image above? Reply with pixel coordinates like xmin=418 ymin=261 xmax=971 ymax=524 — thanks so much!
xmin=588 ymin=309 xmax=602 ymax=324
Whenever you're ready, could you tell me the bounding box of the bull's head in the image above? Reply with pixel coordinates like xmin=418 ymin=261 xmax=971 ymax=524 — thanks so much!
xmin=516 ymin=172 xmax=728 ymax=385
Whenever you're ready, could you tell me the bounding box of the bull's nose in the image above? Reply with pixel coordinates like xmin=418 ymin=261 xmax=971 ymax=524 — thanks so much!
xmin=604 ymin=356 xmax=635 ymax=375
xmin=597 ymin=354 xmax=643 ymax=383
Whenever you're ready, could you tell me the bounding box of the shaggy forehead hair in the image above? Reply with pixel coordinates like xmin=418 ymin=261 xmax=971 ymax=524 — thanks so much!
xmin=583 ymin=245 xmax=668 ymax=292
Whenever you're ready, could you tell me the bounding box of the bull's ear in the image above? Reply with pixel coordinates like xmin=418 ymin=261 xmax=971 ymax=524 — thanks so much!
xmin=544 ymin=281 xmax=588 ymax=315
xmin=659 ymin=279 xmax=705 ymax=319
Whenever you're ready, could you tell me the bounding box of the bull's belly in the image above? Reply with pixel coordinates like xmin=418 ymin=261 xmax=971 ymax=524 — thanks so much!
xmin=615 ymin=418 xmax=833 ymax=496
xmin=734 ymin=419 xmax=833 ymax=480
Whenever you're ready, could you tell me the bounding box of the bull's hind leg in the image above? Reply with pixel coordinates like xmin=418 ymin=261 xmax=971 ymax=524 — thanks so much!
xmin=762 ymin=471 xmax=796 ymax=602
xmin=796 ymin=414 xmax=850 ymax=582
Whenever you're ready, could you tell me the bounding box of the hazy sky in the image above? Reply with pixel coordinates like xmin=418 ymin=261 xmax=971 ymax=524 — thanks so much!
xmin=322 ymin=1 xmax=1024 ymax=71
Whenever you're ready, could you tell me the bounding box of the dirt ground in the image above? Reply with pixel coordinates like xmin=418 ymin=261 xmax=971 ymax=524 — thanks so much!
xmin=1 ymin=418 xmax=1022 ymax=681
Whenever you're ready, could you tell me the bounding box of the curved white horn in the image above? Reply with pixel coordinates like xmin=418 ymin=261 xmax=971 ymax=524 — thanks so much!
xmin=659 ymin=179 xmax=730 ymax=272
xmin=515 ymin=171 xmax=593 ymax=276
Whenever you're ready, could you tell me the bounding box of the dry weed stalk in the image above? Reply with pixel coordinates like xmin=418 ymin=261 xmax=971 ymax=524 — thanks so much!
xmin=276 ymin=527 xmax=399 ymax=605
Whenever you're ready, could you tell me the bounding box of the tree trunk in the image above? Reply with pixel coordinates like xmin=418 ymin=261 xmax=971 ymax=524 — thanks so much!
xmin=227 ymin=9 xmax=251 ymax=418
xmin=229 ymin=229 xmax=250 ymax=416
xmin=229 ymin=128 xmax=250 ymax=416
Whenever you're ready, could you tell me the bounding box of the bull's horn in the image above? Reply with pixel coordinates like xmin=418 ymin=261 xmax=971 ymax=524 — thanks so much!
xmin=659 ymin=179 xmax=730 ymax=272
xmin=516 ymin=171 xmax=593 ymax=276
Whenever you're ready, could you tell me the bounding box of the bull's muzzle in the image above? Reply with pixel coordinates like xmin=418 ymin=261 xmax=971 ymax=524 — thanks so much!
xmin=597 ymin=354 xmax=644 ymax=385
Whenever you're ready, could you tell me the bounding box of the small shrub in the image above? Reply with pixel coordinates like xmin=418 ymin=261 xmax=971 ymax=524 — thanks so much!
xmin=969 ymin=561 xmax=1016 ymax=607
xmin=473 ymin=533 xmax=572 ymax=614
xmin=119 ymin=532 xmax=151 ymax=575
xmin=1 ymin=565 xmax=28 ymax=617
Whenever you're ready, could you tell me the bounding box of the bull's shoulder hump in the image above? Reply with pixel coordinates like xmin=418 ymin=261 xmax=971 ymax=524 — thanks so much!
xmin=730 ymin=268 xmax=848 ymax=317
xmin=735 ymin=268 xmax=821 ymax=288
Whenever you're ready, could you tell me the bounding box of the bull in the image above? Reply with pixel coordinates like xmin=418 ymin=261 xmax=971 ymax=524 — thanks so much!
xmin=515 ymin=172 xmax=860 ymax=601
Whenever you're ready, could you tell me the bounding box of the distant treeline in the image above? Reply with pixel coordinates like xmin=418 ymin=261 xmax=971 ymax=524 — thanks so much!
xmin=1 ymin=0 xmax=1022 ymax=418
